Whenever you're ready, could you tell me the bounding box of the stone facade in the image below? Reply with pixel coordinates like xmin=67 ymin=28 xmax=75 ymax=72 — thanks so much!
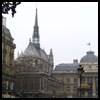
xmin=14 ymin=8 xmax=65 ymax=98
xmin=52 ymin=51 xmax=98 ymax=98
xmin=52 ymin=65 xmax=79 ymax=97
xmin=14 ymin=55 xmax=65 ymax=98
xmin=2 ymin=16 xmax=16 ymax=96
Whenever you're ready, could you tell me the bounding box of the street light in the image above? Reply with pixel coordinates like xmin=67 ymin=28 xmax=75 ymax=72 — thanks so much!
xmin=77 ymin=65 xmax=84 ymax=98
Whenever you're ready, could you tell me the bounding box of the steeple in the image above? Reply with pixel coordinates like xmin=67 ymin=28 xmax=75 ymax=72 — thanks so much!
xmin=49 ymin=48 xmax=53 ymax=57
xmin=49 ymin=48 xmax=54 ymax=68
xmin=35 ymin=8 xmax=38 ymax=27
xmin=32 ymin=7 xmax=40 ymax=49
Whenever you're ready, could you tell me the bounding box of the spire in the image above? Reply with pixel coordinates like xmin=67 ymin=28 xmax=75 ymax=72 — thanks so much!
xmin=29 ymin=38 xmax=31 ymax=44
xmin=32 ymin=7 xmax=40 ymax=49
xmin=35 ymin=8 xmax=38 ymax=27
xmin=49 ymin=48 xmax=54 ymax=68
xmin=49 ymin=48 xmax=53 ymax=57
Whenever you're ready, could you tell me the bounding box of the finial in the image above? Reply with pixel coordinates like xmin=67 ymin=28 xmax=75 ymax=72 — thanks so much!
xmin=50 ymin=48 xmax=53 ymax=56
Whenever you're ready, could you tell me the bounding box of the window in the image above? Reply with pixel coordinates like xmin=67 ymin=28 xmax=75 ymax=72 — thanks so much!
xmin=46 ymin=64 xmax=48 ymax=73
xmin=89 ymin=65 xmax=91 ymax=69
xmin=10 ymin=48 xmax=13 ymax=53
xmin=66 ymin=78 xmax=70 ymax=83
xmin=82 ymin=77 xmax=85 ymax=84
xmin=95 ymin=78 xmax=98 ymax=86
xmin=87 ymin=77 xmax=92 ymax=84
xmin=39 ymin=59 xmax=42 ymax=65
xmin=10 ymin=82 xmax=13 ymax=90
xmin=9 ymin=58 xmax=12 ymax=65
xmin=35 ymin=59 xmax=38 ymax=65
xmin=74 ymin=78 xmax=77 ymax=83
xmin=38 ymin=59 xmax=40 ymax=64
xmin=6 ymin=81 xmax=9 ymax=89
xmin=9 ymin=48 xmax=13 ymax=57
xmin=74 ymin=83 xmax=78 ymax=88
xmin=35 ymin=78 xmax=39 ymax=91
xmin=4 ymin=43 xmax=6 ymax=48
xmin=3 ymin=55 xmax=5 ymax=63
xmin=67 ymin=87 xmax=70 ymax=91
xmin=74 ymin=87 xmax=77 ymax=91
xmin=96 ymin=78 xmax=98 ymax=82
xmin=3 ymin=48 xmax=7 ymax=54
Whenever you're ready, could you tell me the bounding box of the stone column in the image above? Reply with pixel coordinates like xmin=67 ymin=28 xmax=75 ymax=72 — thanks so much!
xmin=77 ymin=77 xmax=80 ymax=97
xmin=41 ymin=78 xmax=43 ymax=93
xmin=85 ymin=77 xmax=88 ymax=97
xmin=85 ymin=77 xmax=87 ymax=85
xmin=92 ymin=77 xmax=96 ymax=96
xmin=40 ymin=78 xmax=41 ymax=92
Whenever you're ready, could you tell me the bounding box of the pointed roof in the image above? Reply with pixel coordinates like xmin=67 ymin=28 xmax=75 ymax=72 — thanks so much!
xmin=50 ymin=48 xmax=53 ymax=56
xmin=32 ymin=7 xmax=40 ymax=49
xmin=22 ymin=43 xmax=49 ymax=61
xmin=33 ymin=9 xmax=40 ymax=41
xmin=35 ymin=8 xmax=38 ymax=27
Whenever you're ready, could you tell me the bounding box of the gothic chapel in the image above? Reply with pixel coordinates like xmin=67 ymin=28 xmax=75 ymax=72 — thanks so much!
xmin=14 ymin=8 xmax=64 ymax=98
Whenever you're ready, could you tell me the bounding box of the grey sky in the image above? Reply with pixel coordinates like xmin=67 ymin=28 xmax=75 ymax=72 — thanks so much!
xmin=3 ymin=2 xmax=98 ymax=67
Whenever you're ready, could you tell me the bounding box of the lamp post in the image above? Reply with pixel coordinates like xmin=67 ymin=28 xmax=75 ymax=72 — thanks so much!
xmin=77 ymin=65 xmax=84 ymax=98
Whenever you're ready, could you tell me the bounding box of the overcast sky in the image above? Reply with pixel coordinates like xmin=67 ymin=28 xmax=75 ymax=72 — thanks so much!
xmin=3 ymin=2 xmax=98 ymax=67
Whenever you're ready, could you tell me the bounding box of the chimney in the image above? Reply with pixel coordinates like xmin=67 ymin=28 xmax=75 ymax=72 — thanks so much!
xmin=73 ymin=59 xmax=78 ymax=64
xmin=2 ymin=16 xmax=6 ymax=27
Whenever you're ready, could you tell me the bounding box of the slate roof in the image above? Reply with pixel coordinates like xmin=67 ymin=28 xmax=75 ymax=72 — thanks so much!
xmin=54 ymin=63 xmax=78 ymax=71
xmin=22 ymin=42 xmax=49 ymax=62
xmin=80 ymin=51 xmax=98 ymax=63
xmin=2 ymin=25 xmax=12 ymax=37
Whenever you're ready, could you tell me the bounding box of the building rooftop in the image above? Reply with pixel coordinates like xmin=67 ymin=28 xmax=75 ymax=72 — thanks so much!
xmin=21 ymin=42 xmax=49 ymax=62
xmin=54 ymin=63 xmax=78 ymax=71
xmin=2 ymin=25 xmax=12 ymax=37
xmin=80 ymin=51 xmax=98 ymax=63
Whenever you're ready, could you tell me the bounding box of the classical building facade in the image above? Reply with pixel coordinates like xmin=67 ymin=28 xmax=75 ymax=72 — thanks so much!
xmin=2 ymin=16 xmax=16 ymax=97
xmin=14 ymin=8 xmax=64 ymax=98
xmin=52 ymin=51 xmax=98 ymax=98
xmin=52 ymin=61 xmax=79 ymax=98
xmin=79 ymin=51 xmax=98 ymax=97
